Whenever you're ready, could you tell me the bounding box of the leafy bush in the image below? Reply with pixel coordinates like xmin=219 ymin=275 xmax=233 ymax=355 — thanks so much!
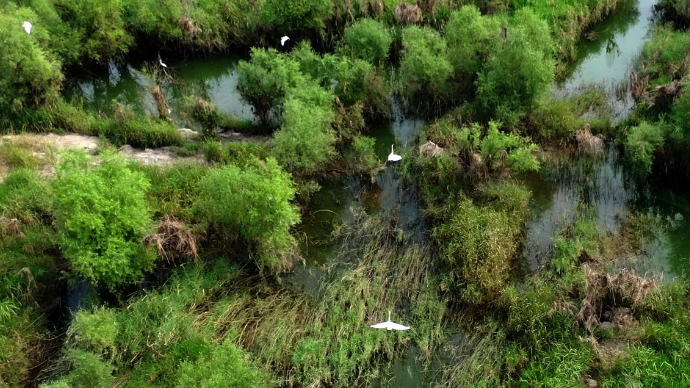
xmin=445 ymin=6 xmax=501 ymax=79
xmin=52 ymin=150 xmax=154 ymax=288
xmin=54 ymin=0 xmax=133 ymax=64
xmin=69 ymin=307 xmax=119 ymax=358
xmin=0 ymin=6 xmax=63 ymax=115
xmin=192 ymin=158 xmax=300 ymax=269
xmin=273 ymin=93 xmax=337 ymax=175
xmin=261 ymin=0 xmax=333 ymax=34
xmin=351 ymin=135 xmax=379 ymax=174
xmin=174 ymin=339 xmax=269 ymax=388
xmin=477 ymin=10 xmax=554 ymax=123
xmin=237 ymin=48 xmax=305 ymax=124
xmin=624 ymin=121 xmax=665 ymax=175
xmin=400 ymin=26 xmax=453 ymax=95
xmin=342 ymin=18 xmax=392 ymax=63
xmin=0 ymin=169 xmax=53 ymax=224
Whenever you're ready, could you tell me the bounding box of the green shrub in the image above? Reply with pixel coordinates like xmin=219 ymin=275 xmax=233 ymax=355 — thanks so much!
xmin=174 ymin=339 xmax=269 ymax=388
xmin=400 ymin=26 xmax=453 ymax=96
xmin=62 ymin=349 xmax=114 ymax=388
xmin=342 ymin=18 xmax=392 ymax=63
xmin=0 ymin=169 xmax=52 ymax=224
xmin=273 ymin=95 xmax=337 ymax=175
xmin=445 ymin=6 xmax=501 ymax=79
xmin=0 ymin=6 xmax=63 ymax=115
xmin=54 ymin=0 xmax=133 ymax=64
xmin=191 ymin=98 xmax=223 ymax=139
xmin=261 ymin=0 xmax=333 ymax=34
xmin=351 ymin=135 xmax=379 ymax=174
xmin=69 ymin=307 xmax=119 ymax=358
xmin=434 ymin=182 xmax=530 ymax=305
xmin=237 ymin=48 xmax=305 ymax=124
xmin=192 ymin=158 xmax=300 ymax=269
xmin=624 ymin=121 xmax=665 ymax=175
xmin=477 ymin=10 xmax=554 ymax=123
xmin=52 ymin=150 xmax=154 ymax=288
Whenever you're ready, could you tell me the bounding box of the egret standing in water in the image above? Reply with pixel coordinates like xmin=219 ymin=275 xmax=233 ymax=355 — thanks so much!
xmin=370 ymin=311 xmax=410 ymax=331
xmin=388 ymin=144 xmax=402 ymax=162
xmin=281 ymin=36 xmax=290 ymax=46
xmin=22 ymin=21 xmax=32 ymax=34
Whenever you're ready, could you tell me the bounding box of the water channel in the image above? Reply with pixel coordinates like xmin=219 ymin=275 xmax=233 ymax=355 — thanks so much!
xmin=62 ymin=0 xmax=690 ymax=383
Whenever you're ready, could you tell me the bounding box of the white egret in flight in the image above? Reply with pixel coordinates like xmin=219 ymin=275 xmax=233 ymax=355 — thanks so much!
xmin=387 ymin=144 xmax=402 ymax=162
xmin=281 ymin=36 xmax=290 ymax=46
xmin=22 ymin=21 xmax=32 ymax=34
xmin=370 ymin=311 xmax=410 ymax=331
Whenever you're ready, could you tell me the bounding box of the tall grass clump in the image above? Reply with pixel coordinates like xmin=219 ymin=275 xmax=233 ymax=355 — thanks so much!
xmin=434 ymin=182 xmax=531 ymax=306
xmin=101 ymin=104 xmax=184 ymax=148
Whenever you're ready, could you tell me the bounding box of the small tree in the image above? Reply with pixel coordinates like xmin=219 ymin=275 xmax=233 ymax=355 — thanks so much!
xmin=400 ymin=26 xmax=453 ymax=96
xmin=445 ymin=6 xmax=501 ymax=79
xmin=342 ymin=18 xmax=392 ymax=63
xmin=52 ymin=150 xmax=154 ymax=288
xmin=477 ymin=24 xmax=554 ymax=123
xmin=261 ymin=0 xmax=332 ymax=34
xmin=236 ymin=48 xmax=305 ymax=124
xmin=273 ymin=95 xmax=337 ymax=175
xmin=193 ymin=158 xmax=300 ymax=269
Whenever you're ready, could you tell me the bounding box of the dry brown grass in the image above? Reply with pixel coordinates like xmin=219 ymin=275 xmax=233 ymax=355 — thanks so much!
xmin=419 ymin=141 xmax=443 ymax=158
xmin=144 ymin=217 xmax=200 ymax=262
xmin=394 ymin=3 xmax=422 ymax=24
xmin=577 ymin=264 xmax=657 ymax=332
xmin=575 ymin=126 xmax=604 ymax=155
xmin=362 ymin=0 xmax=385 ymax=17
xmin=0 ymin=216 xmax=23 ymax=238
xmin=150 ymin=85 xmax=170 ymax=121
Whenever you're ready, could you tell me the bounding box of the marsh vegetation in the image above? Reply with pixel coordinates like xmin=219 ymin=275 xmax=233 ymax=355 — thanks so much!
xmin=2 ymin=0 xmax=690 ymax=387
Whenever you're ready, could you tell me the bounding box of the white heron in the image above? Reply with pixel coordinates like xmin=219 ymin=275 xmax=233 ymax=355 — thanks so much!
xmin=388 ymin=144 xmax=402 ymax=162
xmin=281 ymin=36 xmax=290 ymax=46
xmin=159 ymin=58 xmax=167 ymax=68
xmin=22 ymin=21 xmax=32 ymax=34
xmin=370 ymin=311 xmax=410 ymax=331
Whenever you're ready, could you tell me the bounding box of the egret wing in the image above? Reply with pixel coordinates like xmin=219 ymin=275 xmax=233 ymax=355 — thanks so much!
xmin=370 ymin=321 xmax=391 ymax=329
xmin=387 ymin=321 xmax=410 ymax=330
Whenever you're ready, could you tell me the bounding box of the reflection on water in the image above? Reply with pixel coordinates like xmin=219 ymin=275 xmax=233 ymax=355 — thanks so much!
xmin=523 ymin=148 xmax=636 ymax=270
xmin=64 ymin=54 xmax=255 ymax=124
xmin=555 ymin=0 xmax=658 ymax=121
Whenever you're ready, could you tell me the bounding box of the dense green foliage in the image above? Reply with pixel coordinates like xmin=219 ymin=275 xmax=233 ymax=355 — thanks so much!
xmin=341 ymin=18 xmax=392 ymax=63
xmin=193 ymin=158 xmax=300 ymax=268
xmin=400 ymin=26 xmax=453 ymax=98
xmin=52 ymin=150 xmax=154 ymax=288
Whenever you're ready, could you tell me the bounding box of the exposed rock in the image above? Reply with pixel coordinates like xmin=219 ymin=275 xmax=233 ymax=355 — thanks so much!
xmin=584 ymin=377 xmax=599 ymax=388
xmin=178 ymin=128 xmax=199 ymax=140
xmin=599 ymin=321 xmax=615 ymax=330
xmin=419 ymin=140 xmax=443 ymax=158
xmin=119 ymin=144 xmax=135 ymax=154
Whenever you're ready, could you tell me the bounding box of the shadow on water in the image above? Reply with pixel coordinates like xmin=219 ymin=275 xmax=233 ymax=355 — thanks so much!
xmin=522 ymin=147 xmax=636 ymax=271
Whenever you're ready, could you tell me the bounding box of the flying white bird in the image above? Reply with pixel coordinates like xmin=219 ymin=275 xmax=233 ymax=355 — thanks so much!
xmin=281 ymin=36 xmax=290 ymax=46
xmin=159 ymin=59 xmax=167 ymax=68
xmin=387 ymin=144 xmax=402 ymax=162
xmin=370 ymin=311 xmax=410 ymax=331
xmin=22 ymin=21 xmax=32 ymax=34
